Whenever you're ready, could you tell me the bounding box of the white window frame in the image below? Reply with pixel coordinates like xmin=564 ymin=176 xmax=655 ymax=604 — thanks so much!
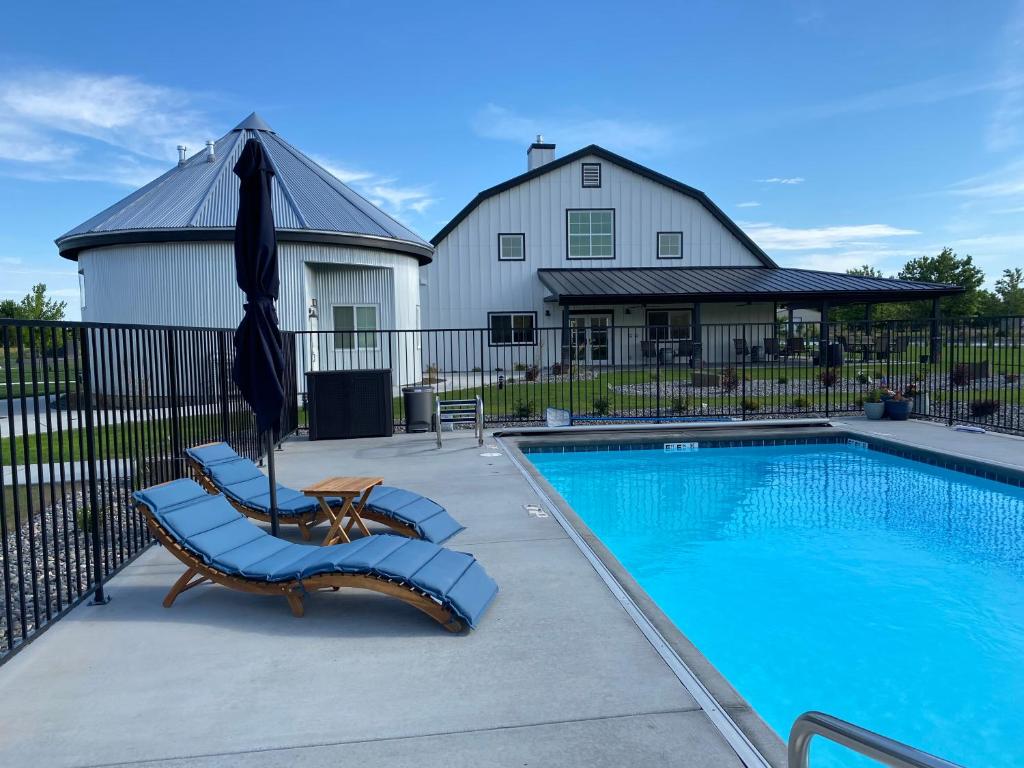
xmin=498 ymin=233 xmax=525 ymax=261
xmin=332 ymin=304 xmax=379 ymax=351
xmin=488 ymin=311 xmax=537 ymax=346
xmin=657 ymin=231 xmax=684 ymax=260
xmin=566 ymin=209 xmax=615 ymax=260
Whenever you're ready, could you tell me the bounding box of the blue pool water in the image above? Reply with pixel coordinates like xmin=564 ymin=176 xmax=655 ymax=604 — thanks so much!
xmin=527 ymin=443 xmax=1024 ymax=767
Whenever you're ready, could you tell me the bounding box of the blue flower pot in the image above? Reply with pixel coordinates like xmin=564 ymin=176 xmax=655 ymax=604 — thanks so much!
xmin=884 ymin=399 xmax=912 ymax=420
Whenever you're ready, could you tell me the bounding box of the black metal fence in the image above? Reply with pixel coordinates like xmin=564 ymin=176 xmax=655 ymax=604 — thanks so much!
xmin=3 ymin=315 xmax=1021 ymax=660
xmin=294 ymin=316 xmax=1023 ymax=435
xmin=0 ymin=319 xmax=298 ymax=661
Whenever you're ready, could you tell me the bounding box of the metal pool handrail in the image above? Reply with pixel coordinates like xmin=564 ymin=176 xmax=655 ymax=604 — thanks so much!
xmin=788 ymin=711 xmax=964 ymax=768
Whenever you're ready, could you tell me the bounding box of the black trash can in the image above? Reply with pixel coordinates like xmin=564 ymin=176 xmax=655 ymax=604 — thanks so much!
xmin=750 ymin=345 xmax=762 ymax=363
xmin=403 ymin=385 xmax=434 ymax=433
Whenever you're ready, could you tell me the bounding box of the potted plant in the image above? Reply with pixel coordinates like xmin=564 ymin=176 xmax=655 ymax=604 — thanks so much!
xmin=864 ymin=388 xmax=885 ymax=420
xmin=904 ymin=382 xmax=929 ymax=416
xmin=884 ymin=391 xmax=912 ymax=421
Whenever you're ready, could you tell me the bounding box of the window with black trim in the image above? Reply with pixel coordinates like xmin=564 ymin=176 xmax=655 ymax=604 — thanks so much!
xmin=647 ymin=309 xmax=692 ymax=341
xmin=657 ymin=231 xmax=683 ymax=259
xmin=581 ymin=162 xmax=601 ymax=188
xmin=488 ymin=312 xmax=537 ymax=346
xmin=498 ymin=233 xmax=525 ymax=261
xmin=567 ymin=209 xmax=614 ymax=259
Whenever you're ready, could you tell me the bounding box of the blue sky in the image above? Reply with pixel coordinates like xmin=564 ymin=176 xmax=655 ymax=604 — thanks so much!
xmin=1 ymin=1 xmax=1022 ymax=318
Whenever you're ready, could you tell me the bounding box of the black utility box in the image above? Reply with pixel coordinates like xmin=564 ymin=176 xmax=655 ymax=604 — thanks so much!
xmin=306 ymin=370 xmax=393 ymax=440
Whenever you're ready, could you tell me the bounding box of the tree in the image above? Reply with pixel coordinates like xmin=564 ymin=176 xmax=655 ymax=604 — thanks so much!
xmin=898 ymin=248 xmax=986 ymax=318
xmin=0 ymin=283 xmax=68 ymax=352
xmin=993 ymin=267 xmax=1024 ymax=317
xmin=831 ymin=265 xmax=909 ymax=325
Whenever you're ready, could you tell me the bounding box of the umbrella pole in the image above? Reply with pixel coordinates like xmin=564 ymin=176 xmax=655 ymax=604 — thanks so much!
xmin=265 ymin=430 xmax=280 ymax=538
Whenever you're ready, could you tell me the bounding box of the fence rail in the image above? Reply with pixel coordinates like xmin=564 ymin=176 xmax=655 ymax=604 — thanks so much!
xmin=0 ymin=319 xmax=298 ymax=661
xmin=294 ymin=316 xmax=1024 ymax=435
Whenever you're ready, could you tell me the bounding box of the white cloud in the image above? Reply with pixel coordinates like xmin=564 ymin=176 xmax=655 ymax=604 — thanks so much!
xmin=756 ymin=177 xmax=804 ymax=185
xmin=948 ymin=159 xmax=1024 ymax=199
xmin=0 ymin=68 xmax=211 ymax=187
xmin=472 ymin=103 xmax=678 ymax=154
xmin=744 ymin=223 xmax=919 ymax=251
xmin=736 ymin=201 xmax=761 ymax=208
xmin=312 ymin=154 xmax=437 ymax=219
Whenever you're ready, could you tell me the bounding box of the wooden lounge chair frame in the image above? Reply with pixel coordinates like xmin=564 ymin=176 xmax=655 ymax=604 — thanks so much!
xmin=185 ymin=449 xmax=419 ymax=542
xmin=136 ymin=496 xmax=464 ymax=632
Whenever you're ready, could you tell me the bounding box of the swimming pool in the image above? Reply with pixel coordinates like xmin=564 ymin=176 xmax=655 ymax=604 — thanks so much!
xmin=526 ymin=440 xmax=1024 ymax=767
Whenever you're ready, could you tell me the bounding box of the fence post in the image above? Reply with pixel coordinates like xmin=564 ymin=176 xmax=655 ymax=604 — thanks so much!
xmin=479 ymin=330 xmax=485 ymax=425
xmin=947 ymin=320 xmax=956 ymax=426
xmin=740 ymin=326 xmax=747 ymax=420
xmin=80 ymin=327 xmax=110 ymax=606
xmin=217 ymin=331 xmax=230 ymax=443
xmin=165 ymin=329 xmax=183 ymax=474
xmin=655 ymin=340 xmax=662 ymax=419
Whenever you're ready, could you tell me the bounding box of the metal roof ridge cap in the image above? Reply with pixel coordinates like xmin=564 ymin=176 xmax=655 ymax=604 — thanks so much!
xmin=256 ymin=131 xmax=308 ymax=229
xmin=185 ymin=130 xmax=244 ymax=227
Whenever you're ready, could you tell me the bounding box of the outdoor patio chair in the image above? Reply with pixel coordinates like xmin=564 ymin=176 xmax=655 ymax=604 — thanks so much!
xmin=763 ymin=338 xmax=782 ymax=360
xmin=133 ymin=479 xmax=497 ymax=630
xmin=784 ymin=337 xmax=807 ymax=357
xmin=185 ymin=442 xmax=464 ymax=544
xmin=640 ymin=340 xmax=658 ymax=359
xmin=676 ymin=339 xmax=694 ymax=363
xmin=733 ymin=338 xmax=750 ymax=360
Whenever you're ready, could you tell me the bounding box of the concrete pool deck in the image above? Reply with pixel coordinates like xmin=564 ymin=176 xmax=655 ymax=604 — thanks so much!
xmin=0 ymin=431 xmax=751 ymax=768
xmin=2 ymin=417 xmax=1020 ymax=767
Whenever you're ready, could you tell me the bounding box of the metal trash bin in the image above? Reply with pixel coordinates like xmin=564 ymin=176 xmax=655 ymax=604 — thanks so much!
xmin=750 ymin=345 xmax=762 ymax=363
xmin=402 ymin=385 xmax=434 ymax=433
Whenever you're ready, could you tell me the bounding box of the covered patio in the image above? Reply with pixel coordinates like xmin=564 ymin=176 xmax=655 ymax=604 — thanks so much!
xmin=538 ymin=266 xmax=963 ymax=367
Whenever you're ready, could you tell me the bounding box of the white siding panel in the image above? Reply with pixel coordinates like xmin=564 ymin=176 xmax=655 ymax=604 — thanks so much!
xmin=422 ymin=154 xmax=764 ymax=330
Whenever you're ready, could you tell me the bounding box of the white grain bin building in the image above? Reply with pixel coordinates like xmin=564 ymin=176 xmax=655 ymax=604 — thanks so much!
xmin=56 ymin=113 xmax=432 ymax=389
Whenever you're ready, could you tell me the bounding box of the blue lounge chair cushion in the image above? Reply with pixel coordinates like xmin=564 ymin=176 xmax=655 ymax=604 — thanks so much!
xmin=186 ymin=443 xmax=243 ymax=467
xmin=133 ymin=479 xmax=497 ymax=627
xmin=188 ymin=443 xmax=464 ymax=543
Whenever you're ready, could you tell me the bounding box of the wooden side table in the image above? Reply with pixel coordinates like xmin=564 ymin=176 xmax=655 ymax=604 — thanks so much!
xmin=301 ymin=476 xmax=383 ymax=546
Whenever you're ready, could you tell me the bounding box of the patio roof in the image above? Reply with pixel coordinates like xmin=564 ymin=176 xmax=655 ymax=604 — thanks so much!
xmin=538 ymin=266 xmax=963 ymax=306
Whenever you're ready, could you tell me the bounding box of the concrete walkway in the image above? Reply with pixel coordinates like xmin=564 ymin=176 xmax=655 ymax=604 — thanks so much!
xmin=0 ymin=432 xmax=744 ymax=767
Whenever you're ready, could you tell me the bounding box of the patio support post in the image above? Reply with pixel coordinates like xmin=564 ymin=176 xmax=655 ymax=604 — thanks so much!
xmin=819 ymin=301 xmax=831 ymax=367
xmin=691 ymin=303 xmax=702 ymax=368
xmin=930 ymin=298 xmax=942 ymax=364
xmin=787 ymin=306 xmax=795 ymax=342
xmin=864 ymin=303 xmax=874 ymax=332
xmin=560 ymin=302 xmax=572 ymax=367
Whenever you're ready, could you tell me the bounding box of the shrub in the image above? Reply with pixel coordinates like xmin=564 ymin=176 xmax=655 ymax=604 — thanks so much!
xmin=513 ymin=362 xmax=528 ymax=372
xmin=819 ymin=368 xmax=839 ymax=387
xmin=471 ymin=366 xmax=482 ymax=373
xmin=512 ymin=399 xmax=535 ymax=419
xmin=550 ymin=362 xmax=564 ymax=376
xmin=970 ymin=398 xmax=1000 ymax=417
xmin=777 ymin=376 xmax=788 ymax=385
xmin=856 ymin=370 xmax=871 ymax=385
xmin=740 ymin=397 xmax=760 ymax=412
xmin=865 ymin=388 xmax=883 ymax=404
xmin=791 ymin=395 xmax=813 ymax=409
xmin=525 ymin=365 xmax=540 ymax=382
xmin=671 ymin=396 xmax=691 ymax=414
xmin=950 ymin=363 xmax=970 ymax=386
xmin=1005 ymin=372 xmax=1020 ymax=384
xmin=592 ymin=396 xmax=611 ymax=416
xmin=720 ymin=367 xmax=739 ymax=392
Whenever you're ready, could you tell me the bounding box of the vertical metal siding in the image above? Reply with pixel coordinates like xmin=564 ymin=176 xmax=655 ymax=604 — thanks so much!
xmin=421 ymin=154 xmax=764 ymax=330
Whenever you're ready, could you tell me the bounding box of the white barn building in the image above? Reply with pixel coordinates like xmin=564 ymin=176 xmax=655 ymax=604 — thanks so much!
xmin=56 ymin=113 xmax=432 ymax=385
xmin=423 ymin=140 xmax=956 ymax=368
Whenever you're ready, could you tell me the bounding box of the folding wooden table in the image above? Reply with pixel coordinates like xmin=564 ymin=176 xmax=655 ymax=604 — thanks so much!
xmin=301 ymin=476 xmax=383 ymax=545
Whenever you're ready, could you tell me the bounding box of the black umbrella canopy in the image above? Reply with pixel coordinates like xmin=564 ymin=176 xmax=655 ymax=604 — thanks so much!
xmin=232 ymin=137 xmax=285 ymax=435
xmin=232 ymin=137 xmax=285 ymax=537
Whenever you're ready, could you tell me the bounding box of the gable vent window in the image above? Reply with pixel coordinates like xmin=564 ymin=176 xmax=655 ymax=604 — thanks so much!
xmin=581 ymin=162 xmax=602 ymax=188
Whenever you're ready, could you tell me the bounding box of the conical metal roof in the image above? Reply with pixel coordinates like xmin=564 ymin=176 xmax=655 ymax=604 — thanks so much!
xmin=56 ymin=112 xmax=433 ymax=263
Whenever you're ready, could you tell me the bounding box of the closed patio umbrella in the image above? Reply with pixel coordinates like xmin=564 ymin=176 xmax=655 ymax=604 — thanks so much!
xmin=232 ymin=137 xmax=285 ymax=537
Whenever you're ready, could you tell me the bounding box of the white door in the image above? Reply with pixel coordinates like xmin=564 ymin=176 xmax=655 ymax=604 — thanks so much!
xmin=570 ymin=314 xmax=612 ymax=365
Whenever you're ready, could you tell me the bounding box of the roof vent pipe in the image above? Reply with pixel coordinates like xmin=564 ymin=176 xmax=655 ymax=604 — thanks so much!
xmin=177 ymin=145 xmax=187 ymax=166
xmin=205 ymin=140 xmax=215 ymax=163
